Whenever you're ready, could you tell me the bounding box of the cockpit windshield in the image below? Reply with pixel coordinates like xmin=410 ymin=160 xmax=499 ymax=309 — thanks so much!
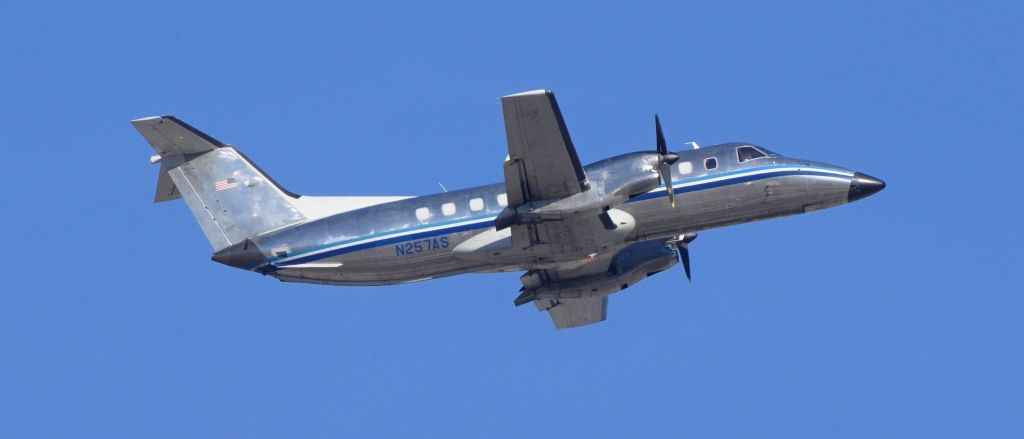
xmin=737 ymin=145 xmax=773 ymax=162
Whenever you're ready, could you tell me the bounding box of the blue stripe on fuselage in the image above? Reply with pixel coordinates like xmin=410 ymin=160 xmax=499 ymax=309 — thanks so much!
xmin=276 ymin=219 xmax=493 ymax=267
xmin=262 ymin=165 xmax=849 ymax=269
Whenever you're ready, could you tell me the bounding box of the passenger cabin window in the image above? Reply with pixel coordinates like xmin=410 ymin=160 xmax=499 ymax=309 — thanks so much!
xmin=415 ymin=207 xmax=431 ymax=221
xmin=441 ymin=202 xmax=456 ymax=216
xmin=497 ymin=193 xmax=508 ymax=207
xmin=705 ymin=157 xmax=718 ymax=170
xmin=469 ymin=198 xmax=484 ymax=212
xmin=677 ymin=161 xmax=693 ymax=175
xmin=737 ymin=146 xmax=767 ymax=162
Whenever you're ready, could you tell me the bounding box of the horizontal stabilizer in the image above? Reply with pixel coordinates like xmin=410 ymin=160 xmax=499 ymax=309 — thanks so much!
xmin=132 ymin=115 xmax=223 ymax=157
xmin=133 ymin=115 xmax=225 ymax=202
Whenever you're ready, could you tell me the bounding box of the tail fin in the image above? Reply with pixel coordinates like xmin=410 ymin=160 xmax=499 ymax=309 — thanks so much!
xmin=132 ymin=116 xmax=306 ymax=251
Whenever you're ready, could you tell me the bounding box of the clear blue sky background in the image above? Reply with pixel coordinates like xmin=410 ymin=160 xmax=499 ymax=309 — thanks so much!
xmin=2 ymin=1 xmax=1022 ymax=437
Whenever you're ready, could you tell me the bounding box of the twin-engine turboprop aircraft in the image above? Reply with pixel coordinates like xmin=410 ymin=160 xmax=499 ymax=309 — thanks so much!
xmin=134 ymin=90 xmax=884 ymax=329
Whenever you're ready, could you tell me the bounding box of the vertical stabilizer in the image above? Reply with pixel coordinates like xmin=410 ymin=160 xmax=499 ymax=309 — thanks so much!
xmin=132 ymin=116 xmax=306 ymax=251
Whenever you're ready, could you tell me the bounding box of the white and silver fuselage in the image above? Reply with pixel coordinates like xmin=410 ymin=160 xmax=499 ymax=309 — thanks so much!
xmin=220 ymin=143 xmax=877 ymax=285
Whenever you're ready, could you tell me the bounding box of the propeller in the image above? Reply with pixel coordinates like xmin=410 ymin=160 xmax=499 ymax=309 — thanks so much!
xmin=669 ymin=233 xmax=698 ymax=282
xmin=655 ymin=114 xmax=680 ymax=207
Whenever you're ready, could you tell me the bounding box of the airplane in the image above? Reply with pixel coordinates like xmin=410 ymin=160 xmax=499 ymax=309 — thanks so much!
xmin=133 ymin=89 xmax=885 ymax=329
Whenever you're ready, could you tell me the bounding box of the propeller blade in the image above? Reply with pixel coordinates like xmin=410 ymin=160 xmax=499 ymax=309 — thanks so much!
xmin=654 ymin=114 xmax=680 ymax=207
xmin=598 ymin=210 xmax=617 ymax=230
xmin=678 ymin=243 xmax=692 ymax=282
xmin=670 ymin=233 xmax=697 ymax=282
xmin=659 ymin=161 xmax=675 ymax=208
xmin=655 ymin=114 xmax=667 ymax=155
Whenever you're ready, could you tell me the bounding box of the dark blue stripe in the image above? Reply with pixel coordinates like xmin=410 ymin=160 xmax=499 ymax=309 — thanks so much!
xmin=628 ymin=169 xmax=843 ymax=202
xmin=275 ymin=220 xmax=493 ymax=267
xmin=269 ymin=212 xmax=499 ymax=264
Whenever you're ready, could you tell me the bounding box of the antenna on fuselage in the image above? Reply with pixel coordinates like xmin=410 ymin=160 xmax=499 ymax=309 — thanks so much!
xmin=686 ymin=141 xmax=700 ymax=149
xmin=437 ymin=182 xmax=449 ymax=192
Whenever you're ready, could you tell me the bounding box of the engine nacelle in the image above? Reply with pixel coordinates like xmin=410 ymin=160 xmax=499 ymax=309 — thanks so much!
xmin=516 ymin=239 xmax=676 ymax=305
xmin=454 ymin=208 xmax=637 ymax=264
xmin=495 ymin=153 xmax=662 ymax=230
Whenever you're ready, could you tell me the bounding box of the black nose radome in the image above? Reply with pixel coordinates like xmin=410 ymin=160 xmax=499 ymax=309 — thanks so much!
xmin=848 ymin=172 xmax=886 ymax=202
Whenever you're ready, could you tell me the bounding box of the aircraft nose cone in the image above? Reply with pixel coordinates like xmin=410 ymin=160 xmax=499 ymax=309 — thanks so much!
xmin=848 ymin=172 xmax=886 ymax=202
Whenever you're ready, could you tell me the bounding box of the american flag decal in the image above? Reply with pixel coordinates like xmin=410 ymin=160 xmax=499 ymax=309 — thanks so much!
xmin=214 ymin=178 xmax=237 ymax=191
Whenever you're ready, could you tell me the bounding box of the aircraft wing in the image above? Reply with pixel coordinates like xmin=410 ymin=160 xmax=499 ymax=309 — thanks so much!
xmin=528 ymin=251 xmax=619 ymax=330
xmin=521 ymin=239 xmax=678 ymax=329
xmin=544 ymin=296 xmax=608 ymax=329
xmin=501 ymin=90 xmax=588 ymax=206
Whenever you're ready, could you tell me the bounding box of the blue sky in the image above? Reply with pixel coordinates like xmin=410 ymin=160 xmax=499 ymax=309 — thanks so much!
xmin=2 ymin=1 xmax=1022 ymax=437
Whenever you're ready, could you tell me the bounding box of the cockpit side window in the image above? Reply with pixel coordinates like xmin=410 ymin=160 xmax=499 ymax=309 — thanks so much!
xmin=737 ymin=146 xmax=767 ymax=162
